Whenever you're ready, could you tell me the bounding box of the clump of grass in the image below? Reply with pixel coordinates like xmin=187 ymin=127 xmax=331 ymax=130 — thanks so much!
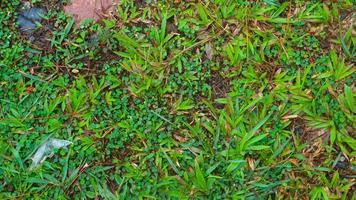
xmin=0 ymin=0 xmax=355 ymax=199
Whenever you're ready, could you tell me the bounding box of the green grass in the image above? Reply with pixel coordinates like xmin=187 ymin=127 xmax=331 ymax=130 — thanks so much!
xmin=0 ymin=0 xmax=355 ymax=199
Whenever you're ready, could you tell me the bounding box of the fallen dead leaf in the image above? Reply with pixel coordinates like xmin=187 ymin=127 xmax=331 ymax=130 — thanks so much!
xmin=290 ymin=158 xmax=298 ymax=166
xmin=247 ymin=157 xmax=255 ymax=170
xmin=173 ymin=132 xmax=189 ymax=142
xmin=282 ymin=115 xmax=299 ymax=120
xmin=205 ymin=43 xmax=214 ymax=60
xmin=72 ymin=69 xmax=79 ymax=73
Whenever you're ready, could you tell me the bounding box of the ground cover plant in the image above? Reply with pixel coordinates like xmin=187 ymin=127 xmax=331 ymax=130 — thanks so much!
xmin=0 ymin=0 xmax=355 ymax=199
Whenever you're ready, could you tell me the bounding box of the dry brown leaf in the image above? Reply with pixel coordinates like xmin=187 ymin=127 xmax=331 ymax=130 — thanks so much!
xmin=205 ymin=43 xmax=214 ymax=60
xmin=290 ymin=158 xmax=298 ymax=166
xmin=173 ymin=132 xmax=188 ymax=142
xmin=247 ymin=157 xmax=255 ymax=170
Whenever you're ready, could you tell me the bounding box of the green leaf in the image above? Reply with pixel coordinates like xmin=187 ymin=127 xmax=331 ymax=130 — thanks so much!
xmin=251 ymin=112 xmax=273 ymax=134
xmin=248 ymin=145 xmax=270 ymax=151
xmin=114 ymin=31 xmax=140 ymax=48
xmin=175 ymin=99 xmax=194 ymax=111
xmin=330 ymin=123 xmax=336 ymax=145
xmin=160 ymin=12 xmax=168 ymax=42
xmin=246 ymin=133 xmax=268 ymax=147
xmin=226 ymin=160 xmax=246 ymax=174
xmin=11 ymin=148 xmax=24 ymax=170
xmin=161 ymin=149 xmax=180 ymax=175
xmin=59 ymin=18 xmax=74 ymax=44
xmin=271 ymin=2 xmax=289 ymax=18
xmin=194 ymin=160 xmax=208 ymax=191
xmin=344 ymin=85 xmax=355 ymax=112
xmin=197 ymin=3 xmax=209 ymax=24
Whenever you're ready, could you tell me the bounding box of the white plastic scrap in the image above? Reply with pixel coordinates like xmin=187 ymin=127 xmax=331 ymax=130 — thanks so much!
xmin=31 ymin=138 xmax=72 ymax=168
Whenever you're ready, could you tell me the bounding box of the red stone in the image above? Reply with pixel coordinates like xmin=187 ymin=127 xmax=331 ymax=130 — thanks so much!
xmin=64 ymin=0 xmax=120 ymax=25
